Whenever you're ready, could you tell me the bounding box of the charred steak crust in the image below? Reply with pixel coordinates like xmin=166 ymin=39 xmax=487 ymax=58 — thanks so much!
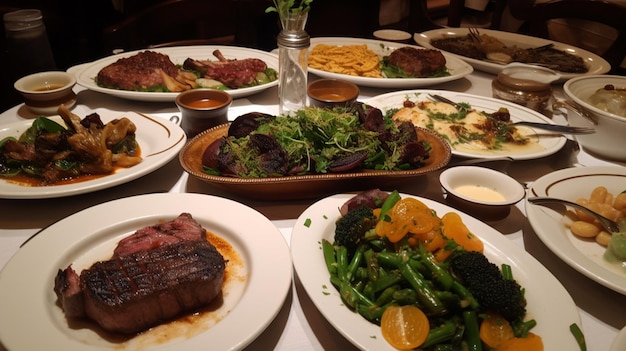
xmin=54 ymin=213 xmax=226 ymax=334
xmin=81 ymin=240 xmax=225 ymax=334
xmin=96 ymin=51 xmax=180 ymax=91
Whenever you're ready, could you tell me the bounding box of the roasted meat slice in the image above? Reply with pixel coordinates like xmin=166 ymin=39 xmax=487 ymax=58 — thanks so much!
xmin=183 ymin=49 xmax=267 ymax=89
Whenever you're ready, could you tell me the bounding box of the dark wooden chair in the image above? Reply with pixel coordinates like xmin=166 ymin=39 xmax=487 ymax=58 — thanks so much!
xmin=509 ymin=0 xmax=626 ymax=74
xmin=101 ymin=0 xmax=256 ymax=54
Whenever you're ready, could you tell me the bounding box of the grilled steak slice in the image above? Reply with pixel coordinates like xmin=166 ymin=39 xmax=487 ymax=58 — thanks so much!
xmin=81 ymin=240 xmax=225 ymax=334
xmin=183 ymin=50 xmax=267 ymax=89
xmin=54 ymin=213 xmax=226 ymax=334
xmin=387 ymin=47 xmax=447 ymax=77
xmin=96 ymin=50 xmax=181 ymax=91
xmin=114 ymin=212 xmax=206 ymax=257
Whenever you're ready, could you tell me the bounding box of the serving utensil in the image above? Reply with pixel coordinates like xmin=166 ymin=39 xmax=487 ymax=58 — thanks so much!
xmin=428 ymin=94 xmax=595 ymax=134
xmin=527 ymin=196 xmax=621 ymax=233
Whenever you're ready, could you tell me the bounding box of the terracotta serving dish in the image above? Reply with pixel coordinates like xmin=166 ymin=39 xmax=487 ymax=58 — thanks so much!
xmin=179 ymin=123 xmax=452 ymax=200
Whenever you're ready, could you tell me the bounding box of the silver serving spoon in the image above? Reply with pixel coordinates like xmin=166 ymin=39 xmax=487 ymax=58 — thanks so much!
xmin=527 ymin=197 xmax=621 ymax=233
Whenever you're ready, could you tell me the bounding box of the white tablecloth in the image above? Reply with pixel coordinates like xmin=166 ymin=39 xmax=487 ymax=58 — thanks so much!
xmin=0 ymin=68 xmax=624 ymax=351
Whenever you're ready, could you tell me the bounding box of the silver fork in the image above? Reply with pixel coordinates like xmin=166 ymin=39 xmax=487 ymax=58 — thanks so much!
xmin=427 ymin=94 xmax=595 ymax=135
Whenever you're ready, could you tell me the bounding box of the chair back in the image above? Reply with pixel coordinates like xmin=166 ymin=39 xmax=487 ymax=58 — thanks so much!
xmin=102 ymin=0 xmax=250 ymax=53
xmin=514 ymin=0 xmax=626 ymax=74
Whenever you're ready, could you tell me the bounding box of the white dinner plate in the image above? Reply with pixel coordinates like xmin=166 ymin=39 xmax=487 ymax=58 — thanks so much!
xmin=366 ymin=89 xmax=566 ymax=160
xmin=0 ymin=193 xmax=292 ymax=350
xmin=291 ymin=192 xmax=581 ymax=351
xmin=0 ymin=111 xmax=185 ymax=199
xmin=415 ymin=28 xmax=611 ymax=81
xmin=74 ymin=46 xmax=279 ymax=101
xmin=526 ymin=166 xmax=626 ymax=294
xmin=308 ymin=37 xmax=473 ymax=88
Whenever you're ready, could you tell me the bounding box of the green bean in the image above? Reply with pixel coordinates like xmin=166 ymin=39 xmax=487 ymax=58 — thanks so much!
xmin=377 ymin=251 xmax=447 ymax=315
xmin=513 ymin=319 xmax=537 ymax=338
xmin=450 ymin=280 xmax=479 ymax=310
xmin=379 ymin=190 xmax=401 ymax=222
xmin=418 ymin=244 xmax=454 ymax=290
xmin=375 ymin=286 xmax=398 ymax=306
xmin=392 ymin=288 xmax=419 ymax=305
xmin=421 ymin=319 xmax=458 ymax=348
xmin=336 ymin=245 xmax=349 ymax=282
xmin=462 ymin=310 xmax=482 ymax=351
xmin=346 ymin=244 xmax=366 ymax=282
xmin=501 ymin=263 xmax=513 ymax=280
xmin=322 ymin=239 xmax=337 ymax=276
xmin=369 ymin=269 xmax=403 ymax=294
xmin=570 ymin=323 xmax=587 ymax=351
xmin=364 ymin=249 xmax=379 ymax=281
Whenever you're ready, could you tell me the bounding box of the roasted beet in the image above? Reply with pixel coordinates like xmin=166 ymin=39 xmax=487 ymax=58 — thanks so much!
xmin=202 ymin=138 xmax=224 ymax=169
xmin=328 ymin=150 xmax=368 ymax=172
xmin=340 ymin=189 xmax=390 ymax=216
xmin=228 ymin=112 xmax=276 ymax=138
xmin=350 ymin=101 xmax=385 ymax=133
xmin=248 ymin=134 xmax=289 ymax=175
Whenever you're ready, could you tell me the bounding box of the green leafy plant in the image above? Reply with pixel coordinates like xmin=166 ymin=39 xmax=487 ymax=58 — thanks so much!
xmin=266 ymin=0 xmax=314 ymax=19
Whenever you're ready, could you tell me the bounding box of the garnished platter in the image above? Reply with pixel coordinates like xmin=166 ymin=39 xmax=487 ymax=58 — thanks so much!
xmin=526 ymin=166 xmax=626 ymax=294
xmin=74 ymin=46 xmax=279 ymax=101
xmin=0 ymin=193 xmax=292 ymax=350
xmin=414 ymin=28 xmax=610 ymax=81
xmin=179 ymin=123 xmax=451 ymax=200
xmin=366 ymin=89 xmax=567 ymax=160
xmin=291 ymin=192 xmax=581 ymax=350
xmin=0 ymin=111 xmax=185 ymax=199
xmin=308 ymin=37 xmax=473 ymax=88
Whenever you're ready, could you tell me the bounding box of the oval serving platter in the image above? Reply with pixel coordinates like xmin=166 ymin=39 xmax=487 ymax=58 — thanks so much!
xmin=179 ymin=123 xmax=451 ymax=200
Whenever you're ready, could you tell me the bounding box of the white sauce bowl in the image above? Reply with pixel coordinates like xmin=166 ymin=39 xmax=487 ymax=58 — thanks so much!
xmin=439 ymin=166 xmax=525 ymax=217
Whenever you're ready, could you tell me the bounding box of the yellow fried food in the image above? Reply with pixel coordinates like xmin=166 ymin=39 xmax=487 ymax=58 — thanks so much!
xmin=308 ymin=44 xmax=382 ymax=77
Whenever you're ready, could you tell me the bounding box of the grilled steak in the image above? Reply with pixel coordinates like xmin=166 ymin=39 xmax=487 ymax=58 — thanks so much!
xmin=96 ymin=50 xmax=182 ymax=91
xmin=54 ymin=213 xmax=226 ymax=334
xmin=387 ymin=47 xmax=447 ymax=77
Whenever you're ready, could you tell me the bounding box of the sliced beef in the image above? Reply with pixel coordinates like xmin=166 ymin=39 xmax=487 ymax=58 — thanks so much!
xmin=183 ymin=49 xmax=267 ymax=89
xmin=113 ymin=212 xmax=206 ymax=257
xmin=53 ymin=213 xmax=226 ymax=335
xmin=387 ymin=47 xmax=447 ymax=77
xmin=96 ymin=50 xmax=180 ymax=91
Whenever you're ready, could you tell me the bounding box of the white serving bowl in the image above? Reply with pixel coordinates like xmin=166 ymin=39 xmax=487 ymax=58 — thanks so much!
xmin=14 ymin=71 xmax=77 ymax=115
xmin=439 ymin=166 xmax=525 ymax=218
xmin=562 ymin=75 xmax=626 ymax=161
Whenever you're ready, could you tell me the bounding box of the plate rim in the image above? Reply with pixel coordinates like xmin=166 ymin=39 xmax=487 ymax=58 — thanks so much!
xmin=0 ymin=112 xmax=186 ymax=199
xmin=74 ymin=45 xmax=279 ymax=101
xmin=365 ymin=89 xmax=567 ymax=160
xmin=526 ymin=165 xmax=626 ymax=295
xmin=414 ymin=27 xmax=611 ymax=81
xmin=0 ymin=192 xmax=292 ymax=350
xmin=308 ymin=37 xmax=474 ymax=88
xmin=290 ymin=192 xmax=582 ymax=350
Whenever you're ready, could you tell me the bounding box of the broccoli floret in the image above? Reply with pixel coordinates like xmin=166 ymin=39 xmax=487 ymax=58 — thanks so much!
xmin=448 ymin=250 xmax=527 ymax=323
xmin=334 ymin=205 xmax=377 ymax=250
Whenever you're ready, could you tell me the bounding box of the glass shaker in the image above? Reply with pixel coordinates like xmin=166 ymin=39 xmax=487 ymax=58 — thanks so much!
xmin=277 ymin=13 xmax=310 ymax=116
xmin=3 ymin=9 xmax=57 ymax=80
xmin=492 ymin=63 xmax=560 ymax=115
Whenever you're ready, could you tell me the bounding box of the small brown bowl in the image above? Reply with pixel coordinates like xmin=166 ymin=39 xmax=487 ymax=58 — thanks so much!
xmin=175 ymin=89 xmax=232 ymax=138
xmin=307 ymin=79 xmax=359 ymax=108
xmin=14 ymin=71 xmax=77 ymax=115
